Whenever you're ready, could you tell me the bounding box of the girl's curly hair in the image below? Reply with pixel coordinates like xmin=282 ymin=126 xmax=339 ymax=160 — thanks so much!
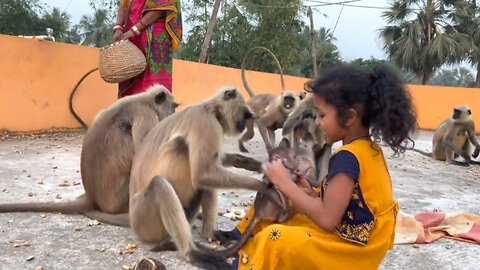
xmin=311 ymin=64 xmax=417 ymax=156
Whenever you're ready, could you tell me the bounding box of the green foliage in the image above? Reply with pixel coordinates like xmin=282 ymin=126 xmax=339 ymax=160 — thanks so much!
xmin=379 ymin=0 xmax=472 ymax=84
xmin=77 ymin=9 xmax=113 ymax=47
xmin=37 ymin=7 xmax=71 ymax=42
xmin=299 ymin=27 xmax=341 ymax=78
xmin=0 ymin=0 xmax=45 ymax=35
xmin=430 ymin=67 xmax=475 ymax=87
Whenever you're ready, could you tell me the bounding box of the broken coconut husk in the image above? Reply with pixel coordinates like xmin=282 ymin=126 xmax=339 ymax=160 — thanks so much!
xmin=133 ymin=257 xmax=166 ymax=270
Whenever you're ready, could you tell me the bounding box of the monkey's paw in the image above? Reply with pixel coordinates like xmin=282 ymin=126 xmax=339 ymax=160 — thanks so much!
xmin=472 ymin=146 xmax=480 ymax=159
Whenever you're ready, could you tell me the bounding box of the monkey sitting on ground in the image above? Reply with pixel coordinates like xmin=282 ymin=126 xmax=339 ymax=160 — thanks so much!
xmin=0 ymin=85 xmax=178 ymax=226
xmin=127 ymin=86 xmax=266 ymax=270
xmin=238 ymin=47 xmax=299 ymax=154
xmin=412 ymin=105 xmax=480 ymax=166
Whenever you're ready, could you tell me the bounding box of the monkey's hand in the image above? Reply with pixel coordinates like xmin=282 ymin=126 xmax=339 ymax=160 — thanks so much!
xmin=213 ymin=230 xmax=239 ymax=245
xmin=297 ymin=176 xmax=317 ymax=197
xmin=473 ymin=145 xmax=480 ymax=159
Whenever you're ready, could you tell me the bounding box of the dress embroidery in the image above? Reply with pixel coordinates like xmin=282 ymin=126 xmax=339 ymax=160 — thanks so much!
xmin=320 ymin=174 xmax=375 ymax=245
xmin=269 ymin=228 xmax=281 ymax=240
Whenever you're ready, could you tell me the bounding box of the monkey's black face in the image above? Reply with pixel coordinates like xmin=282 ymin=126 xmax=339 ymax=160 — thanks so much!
xmin=283 ymin=96 xmax=296 ymax=110
xmin=235 ymin=109 xmax=254 ymax=133
xmin=453 ymin=109 xmax=461 ymax=120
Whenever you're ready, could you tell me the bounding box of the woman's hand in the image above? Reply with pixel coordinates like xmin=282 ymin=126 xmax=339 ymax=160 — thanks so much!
xmin=113 ymin=29 xmax=123 ymax=42
xmin=264 ymin=159 xmax=294 ymax=189
xmin=121 ymin=30 xmax=135 ymax=40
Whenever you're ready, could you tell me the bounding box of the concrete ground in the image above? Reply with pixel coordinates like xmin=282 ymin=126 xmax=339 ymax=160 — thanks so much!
xmin=0 ymin=129 xmax=479 ymax=270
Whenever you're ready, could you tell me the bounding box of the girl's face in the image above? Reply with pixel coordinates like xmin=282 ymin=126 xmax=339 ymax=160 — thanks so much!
xmin=313 ymin=95 xmax=347 ymax=144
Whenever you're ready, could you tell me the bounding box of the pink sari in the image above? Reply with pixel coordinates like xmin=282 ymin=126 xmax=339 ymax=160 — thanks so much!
xmin=119 ymin=0 xmax=182 ymax=97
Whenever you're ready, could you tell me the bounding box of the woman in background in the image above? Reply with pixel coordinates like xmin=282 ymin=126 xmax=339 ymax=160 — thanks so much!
xmin=113 ymin=0 xmax=182 ymax=97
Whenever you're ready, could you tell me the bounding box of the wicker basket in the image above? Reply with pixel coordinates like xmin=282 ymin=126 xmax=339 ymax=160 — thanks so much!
xmin=99 ymin=39 xmax=147 ymax=83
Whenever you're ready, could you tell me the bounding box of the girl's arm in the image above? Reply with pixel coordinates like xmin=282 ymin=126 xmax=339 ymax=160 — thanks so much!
xmin=265 ymin=159 xmax=355 ymax=231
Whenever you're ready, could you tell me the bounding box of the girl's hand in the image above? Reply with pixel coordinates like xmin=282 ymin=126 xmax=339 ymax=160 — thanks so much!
xmin=121 ymin=30 xmax=135 ymax=40
xmin=113 ymin=29 xmax=123 ymax=42
xmin=264 ymin=159 xmax=294 ymax=189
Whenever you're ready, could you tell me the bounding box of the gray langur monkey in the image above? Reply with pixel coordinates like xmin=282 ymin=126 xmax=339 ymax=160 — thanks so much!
xmin=210 ymin=138 xmax=302 ymax=260
xmin=0 ymin=85 xmax=179 ymax=226
xmin=412 ymin=105 xmax=480 ymax=166
xmin=127 ymin=86 xmax=266 ymax=270
xmin=282 ymin=94 xmax=332 ymax=182
xmin=238 ymin=46 xmax=299 ymax=154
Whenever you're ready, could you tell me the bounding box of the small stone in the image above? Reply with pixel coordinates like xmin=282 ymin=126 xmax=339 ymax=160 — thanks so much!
xmin=40 ymin=214 xmax=47 ymax=218
xmin=88 ymin=220 xmax=100 ymax=226
xmin=74 ymin=226 xmax=82 ymax=231
xmin=412 ymin=244 xmax=420 ymax=248
xmin=26 ymin=255 xmax=35 ymax=261
xmin=36 ymin=179 xmax=44 ymax=185
xmin=28 ymin=192 xmax=34 ymax=197
xmin=55 ymin=194 xmax=62 ymax=199
xmin=58 ymin=180 xmax=70 ymax=187
xmin=34 ymin=266 xmax=44 ymax=270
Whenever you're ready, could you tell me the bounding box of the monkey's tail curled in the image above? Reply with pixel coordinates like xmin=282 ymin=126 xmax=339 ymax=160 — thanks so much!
xmin=241 ymin=46 xmax=285 ymax=98
xmin=69 ymin=67 xmax=99 ymax=129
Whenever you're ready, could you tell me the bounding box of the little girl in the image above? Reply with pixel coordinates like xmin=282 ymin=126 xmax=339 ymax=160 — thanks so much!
xmin=224 ymin=65 xmax=417 ymax=269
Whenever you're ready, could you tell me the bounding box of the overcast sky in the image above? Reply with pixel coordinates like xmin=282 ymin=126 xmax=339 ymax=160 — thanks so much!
xmin=41 ymin=1 xmax=390 ymax=61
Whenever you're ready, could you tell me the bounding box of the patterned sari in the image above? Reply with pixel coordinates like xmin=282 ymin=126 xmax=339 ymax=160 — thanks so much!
xmin=119 ymin=0 xmax=182 ymax=97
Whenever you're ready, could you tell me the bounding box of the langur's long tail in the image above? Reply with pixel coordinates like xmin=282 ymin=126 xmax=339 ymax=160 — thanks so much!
xmin=411 ymin=148 xmax=433 ymax=157
xmin=0 ymin=195 xmax=94 ymax=214
xmin=241 ymin=46 xmax=285 ymax=98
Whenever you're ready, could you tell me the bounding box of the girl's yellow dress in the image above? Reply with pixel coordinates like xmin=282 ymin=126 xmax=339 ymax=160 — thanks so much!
xmin=232 ymin=140 xmax=398 ymax=270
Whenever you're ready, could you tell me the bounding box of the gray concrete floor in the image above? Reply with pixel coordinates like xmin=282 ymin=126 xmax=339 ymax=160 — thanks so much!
xmin=0 ymin=129 xmax=479 ymax=270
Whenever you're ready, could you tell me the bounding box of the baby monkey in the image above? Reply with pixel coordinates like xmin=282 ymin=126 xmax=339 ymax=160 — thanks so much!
xmin=214 ymin=138 xmax=303 ymax=259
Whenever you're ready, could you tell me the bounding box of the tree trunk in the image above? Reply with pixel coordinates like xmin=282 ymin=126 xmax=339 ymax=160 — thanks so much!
xmin=198 ymin=0 xmax=222 ymax=63
xmin=475 ymin=63 xmax=480 ymax=88
xmin=308 ymin=7 xmax=318 ymax=78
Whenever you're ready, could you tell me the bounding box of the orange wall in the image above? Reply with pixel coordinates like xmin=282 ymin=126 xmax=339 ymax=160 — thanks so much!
xmin=0 ymin=34 xmax=479 ymax=133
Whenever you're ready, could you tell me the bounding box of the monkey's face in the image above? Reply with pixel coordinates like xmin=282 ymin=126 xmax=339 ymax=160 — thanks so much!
xmin=452 ymin=105 xmax=472 ymax=122
xmin=152 ymin=88 xmax=179 ymax=117
xmin=281 ymin=92 xmax=298 ymax=113
xmin=217 ymin=87 xmax=254 ymax=136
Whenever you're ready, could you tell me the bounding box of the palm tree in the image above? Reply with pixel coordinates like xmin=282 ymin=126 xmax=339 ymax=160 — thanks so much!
xmin=451 ymin=1 xmax=480 ymax=87
xmin=378 ymin=0 xmax=471 ymax=85
xmin=300 ymin=27 xmax=341 ymax=77
xmin=38 ymin=7 xmax=71 ymax=41
xmin=77 ymin=9 xmax=113 ymax=47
